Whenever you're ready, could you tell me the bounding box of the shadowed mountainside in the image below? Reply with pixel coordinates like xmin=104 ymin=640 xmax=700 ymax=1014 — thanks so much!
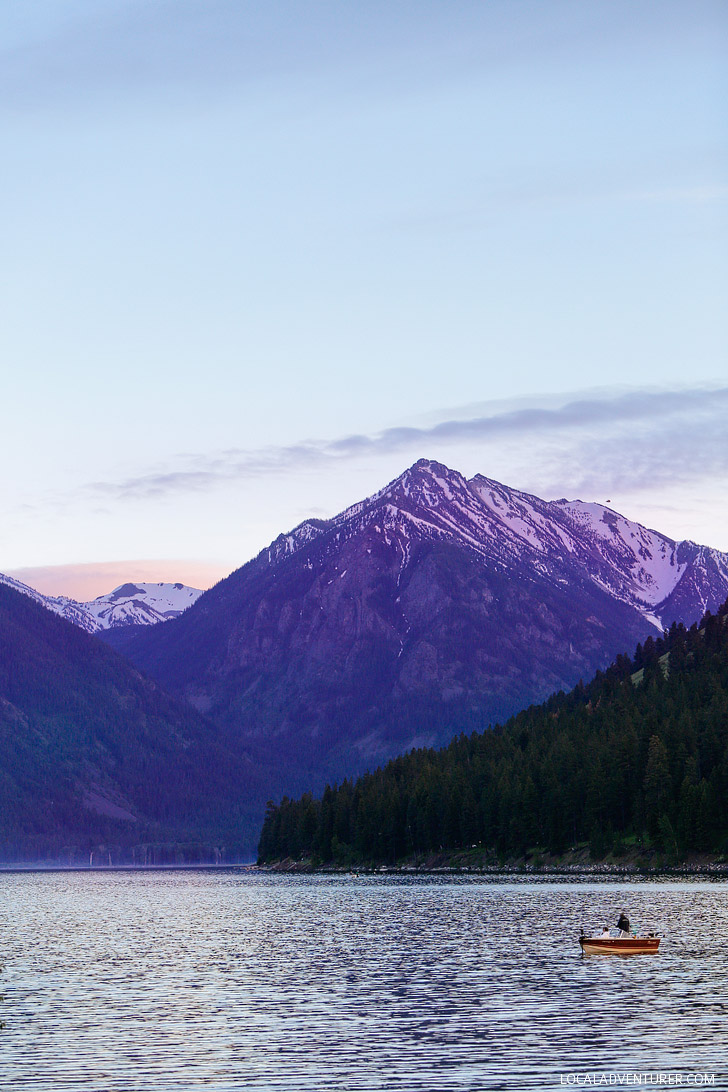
xmin=0 ymin=582 xmax=263 ymax=862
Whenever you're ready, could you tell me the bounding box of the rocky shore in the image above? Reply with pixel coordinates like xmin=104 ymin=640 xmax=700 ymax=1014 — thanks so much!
xmin=260 ymin=845 xmax=728 ymax=877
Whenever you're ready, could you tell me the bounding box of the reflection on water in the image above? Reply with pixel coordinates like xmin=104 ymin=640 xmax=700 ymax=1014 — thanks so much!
xmin=0 ymin=871 xmax=726 ymax=1090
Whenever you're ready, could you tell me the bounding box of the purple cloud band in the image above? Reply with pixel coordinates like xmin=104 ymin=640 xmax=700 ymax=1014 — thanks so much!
xmin=87 ymin=385 xmax=728 ymax=501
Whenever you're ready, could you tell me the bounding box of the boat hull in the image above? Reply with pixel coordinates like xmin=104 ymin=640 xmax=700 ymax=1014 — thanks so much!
xmin=580 ymin=936 xmax=660 ymax=955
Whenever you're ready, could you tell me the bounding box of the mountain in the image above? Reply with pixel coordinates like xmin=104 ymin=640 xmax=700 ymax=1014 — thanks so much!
xmin=0 ymin=574 xmax=202 ymax=633
xmin=258 ymin=600 xmax=728 ymax=865
xmin=108 ymin=459 xmax=728 ymax=795
xmin=0 ymin=581 xmax=262 ymax=863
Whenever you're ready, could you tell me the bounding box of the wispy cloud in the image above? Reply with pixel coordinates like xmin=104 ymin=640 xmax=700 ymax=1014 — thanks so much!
xmin=85 ymin=385 xmax=728 ymax=502
xmin=530 ymin=408 xmax=728 ymax=500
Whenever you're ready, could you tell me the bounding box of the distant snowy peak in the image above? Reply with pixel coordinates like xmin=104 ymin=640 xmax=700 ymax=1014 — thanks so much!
xmin=85 ymin=582 xmax=203 ymax=629
xmin=0 ymin=575 xmax=202 ymax=633
xmin=262 ymin=458 xmax=728 ymax=631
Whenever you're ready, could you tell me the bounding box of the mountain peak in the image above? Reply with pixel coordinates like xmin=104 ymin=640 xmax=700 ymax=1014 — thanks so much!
xmin=107 ymin=582 xmax=144 ymax=601
xmin=379 ymin=458 xmax=469 ymax=507
xmin=402 ymin=457 xmax=463 ymax=482
xmin=410 ymin=457 xmax=458 ymax=476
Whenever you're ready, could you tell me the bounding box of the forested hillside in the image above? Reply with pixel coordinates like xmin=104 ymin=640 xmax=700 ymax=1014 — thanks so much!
xmin=0 ymin=583 xmax=262 ymax=863
xmin=258 ymin=600 xmax=728 ymax=866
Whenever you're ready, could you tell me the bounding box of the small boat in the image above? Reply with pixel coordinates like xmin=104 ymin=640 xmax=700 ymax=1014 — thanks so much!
xmin=579 ymin=931 xmax=661 ymax=955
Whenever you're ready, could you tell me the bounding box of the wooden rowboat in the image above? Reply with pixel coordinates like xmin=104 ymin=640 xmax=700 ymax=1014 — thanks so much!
xmin=579 ymin=934 xmax=661 ymax=955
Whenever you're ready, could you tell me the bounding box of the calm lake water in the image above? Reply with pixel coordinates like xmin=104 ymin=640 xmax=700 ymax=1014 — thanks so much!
xmin=0 ymin=871 xmax=726 ymax=1090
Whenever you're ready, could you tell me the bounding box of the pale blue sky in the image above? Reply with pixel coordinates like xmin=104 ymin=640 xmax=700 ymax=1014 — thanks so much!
xmin=2 ymin=1 xmax=726 ymax=596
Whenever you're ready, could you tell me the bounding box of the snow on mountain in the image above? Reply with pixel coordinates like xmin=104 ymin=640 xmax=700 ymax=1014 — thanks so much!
xmin=0 ymin=574 xmax=202 ymax=634
xmin=262 ymin=458 xmax=728 ymax=631
xmin=84 ymin=582 xmax=203 ymax=629
xmin=0 ymin=573 xmax=98 ymax=631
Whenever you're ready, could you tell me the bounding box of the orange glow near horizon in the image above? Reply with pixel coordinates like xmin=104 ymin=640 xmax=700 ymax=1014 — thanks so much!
xmin=5 ymin=560 xmax=233 ymax=601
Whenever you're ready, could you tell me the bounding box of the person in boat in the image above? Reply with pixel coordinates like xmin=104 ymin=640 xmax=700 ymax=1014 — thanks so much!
xmin=600 ymin=926 xmax=611 ymax=937
xmin=617 ymin=911 xmax=630 ymax=936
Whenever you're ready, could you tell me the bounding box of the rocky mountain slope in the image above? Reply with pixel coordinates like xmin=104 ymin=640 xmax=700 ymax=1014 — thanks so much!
xmin=0 ymin=574 xmax=202 ymax=633
xmin=258 ymin=599 xmax=728 ymax=867
xmin=109 ymin=460 xmax=728 ymax=793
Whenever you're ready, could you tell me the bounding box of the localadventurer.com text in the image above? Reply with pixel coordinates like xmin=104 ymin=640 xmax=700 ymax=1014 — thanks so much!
xmin=560 ymin=1076 xmax=716 ymax=1087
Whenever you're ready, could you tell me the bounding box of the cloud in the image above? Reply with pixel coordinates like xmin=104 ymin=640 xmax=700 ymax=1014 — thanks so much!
xmin=84 ymin=385 xmax=728 ymax=502
xmin=527 ymin=410 xmax=728 ymax=499
xmin=331 ymin=387 xmax=728 ymax=452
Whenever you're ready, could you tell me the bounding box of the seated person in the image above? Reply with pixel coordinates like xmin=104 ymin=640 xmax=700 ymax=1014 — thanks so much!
xmin=600 ymin=926 xmax=611 ymax=937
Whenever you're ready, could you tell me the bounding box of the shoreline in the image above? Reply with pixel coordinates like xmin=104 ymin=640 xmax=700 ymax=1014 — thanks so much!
xmin=3 ymin=849 xmax=727 ymax=878
xmin=260 ymin=863 xmax=728 ymax=877
xmin=1 ymin=863 xmax=726 ymax=878
xmin=260 ymin=846 xmax=728 ymax=877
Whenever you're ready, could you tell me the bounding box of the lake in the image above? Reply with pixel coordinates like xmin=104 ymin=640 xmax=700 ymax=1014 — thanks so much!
xmin=0 ymin=871 xmax=726 ymax=1090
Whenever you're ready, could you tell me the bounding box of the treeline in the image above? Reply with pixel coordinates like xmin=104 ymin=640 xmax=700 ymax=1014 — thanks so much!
xmin=258 ymin=601 xmax=728 ymax=864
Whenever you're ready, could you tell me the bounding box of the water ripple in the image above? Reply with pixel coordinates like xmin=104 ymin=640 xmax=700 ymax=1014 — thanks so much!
xmin=0 ymin=872 xmax=726 ymax=1089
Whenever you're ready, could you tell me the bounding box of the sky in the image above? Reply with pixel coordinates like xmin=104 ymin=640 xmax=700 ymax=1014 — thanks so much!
xmin=1 ymin=0 xmax=726 ymax=599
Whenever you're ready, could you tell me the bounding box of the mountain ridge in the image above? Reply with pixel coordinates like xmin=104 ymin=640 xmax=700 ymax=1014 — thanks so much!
xmin=262 ymin=459 xmax=726 ymax=630
xmin=0 ymin=574 xmax=202 ymax=633
xmin=108 ymin=460 xmax=728 ymax=798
